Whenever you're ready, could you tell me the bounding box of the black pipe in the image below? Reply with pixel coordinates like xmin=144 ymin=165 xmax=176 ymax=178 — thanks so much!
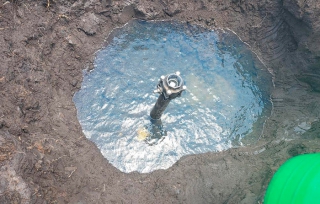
xmin=145 ymin=119 xmax=167 ymax=146
xmin=150 ymin=94 xmax=171 ymax=120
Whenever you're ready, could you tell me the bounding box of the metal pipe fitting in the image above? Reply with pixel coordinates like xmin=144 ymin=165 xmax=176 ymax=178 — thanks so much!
xmin=150 ymin=72 xmax=186 ymax=120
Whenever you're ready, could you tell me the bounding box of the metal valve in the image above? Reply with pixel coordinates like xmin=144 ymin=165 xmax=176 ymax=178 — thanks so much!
xmin=150 ymin=72 xmax=186 ymax=120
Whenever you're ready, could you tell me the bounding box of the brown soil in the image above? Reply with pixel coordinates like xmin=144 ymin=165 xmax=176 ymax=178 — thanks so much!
xmin=0 ymin=0 xmax=320 ymax=203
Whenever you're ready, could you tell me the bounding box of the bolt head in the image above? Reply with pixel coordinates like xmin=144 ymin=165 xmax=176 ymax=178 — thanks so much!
xmin=160 ymin=75 xmax=165 ymax=80
xmin=167 ymin=90 xmax=172 ymax=95
xmin=176 ymin=71 xmax=180 ymax=76
xmin=182 ymin=85 xmax=187 ymax=90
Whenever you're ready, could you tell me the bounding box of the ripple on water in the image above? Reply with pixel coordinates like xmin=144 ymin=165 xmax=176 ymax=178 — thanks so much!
xmin=73 ymin=20 xmax=273 ymax=173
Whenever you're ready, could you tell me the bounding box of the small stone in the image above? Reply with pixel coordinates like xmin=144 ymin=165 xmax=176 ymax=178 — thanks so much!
xmin=70 ymin=80 xmax=78 ymax=87
xmin=22 ymin=125 xmax=29 ymax=133
xmin=66 ymin=35 xmax=76 ymax=46
xmin=78 ymin=13 xmax=100 ymax=36
xmin=35 ymin=160 xmax=42 ymax=170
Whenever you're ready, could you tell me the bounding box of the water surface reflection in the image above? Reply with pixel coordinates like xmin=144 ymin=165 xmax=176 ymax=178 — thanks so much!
xmin=73 ymin=20 xmax=273 ymax=173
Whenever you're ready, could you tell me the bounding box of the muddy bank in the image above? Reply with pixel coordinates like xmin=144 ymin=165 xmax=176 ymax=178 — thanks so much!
xmin=0 ymin=0 xmax=319 ymax=203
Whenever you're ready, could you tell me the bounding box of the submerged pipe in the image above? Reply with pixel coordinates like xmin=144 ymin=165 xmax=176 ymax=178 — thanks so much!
xmin=150 ymin=72 xmax=186 ymax=120
xmin=145 ymin=119 xmax=167 ymax=146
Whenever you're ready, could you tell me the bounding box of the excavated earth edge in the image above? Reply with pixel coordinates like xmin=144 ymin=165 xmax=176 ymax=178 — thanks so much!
xmin=0 ymin=0 xmax=320 ymax=203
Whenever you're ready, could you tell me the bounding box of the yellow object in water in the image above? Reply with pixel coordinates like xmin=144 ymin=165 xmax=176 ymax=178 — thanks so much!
xmin=137 ymin=127 xmax=150 ymax=141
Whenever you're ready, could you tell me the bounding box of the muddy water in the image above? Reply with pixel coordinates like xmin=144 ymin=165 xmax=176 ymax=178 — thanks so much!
xmin=73 ymin=20 xmax=273 ymax=173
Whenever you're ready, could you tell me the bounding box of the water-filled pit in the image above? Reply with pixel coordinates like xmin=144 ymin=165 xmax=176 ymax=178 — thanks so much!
xmin=73 ymin=20 xmax=273 ymax=173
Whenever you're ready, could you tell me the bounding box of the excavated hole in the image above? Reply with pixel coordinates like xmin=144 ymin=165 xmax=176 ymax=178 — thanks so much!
xmin=73 ymin=20 xmax=273 ymax=173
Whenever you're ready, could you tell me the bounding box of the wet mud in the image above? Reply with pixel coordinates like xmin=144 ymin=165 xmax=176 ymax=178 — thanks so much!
xmin=0 ymin=0 xmax=320 ymax=203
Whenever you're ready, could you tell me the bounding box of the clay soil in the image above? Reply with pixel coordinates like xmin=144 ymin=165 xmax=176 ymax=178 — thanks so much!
xmin=1 ymin=0 xmax=320 ymax=203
